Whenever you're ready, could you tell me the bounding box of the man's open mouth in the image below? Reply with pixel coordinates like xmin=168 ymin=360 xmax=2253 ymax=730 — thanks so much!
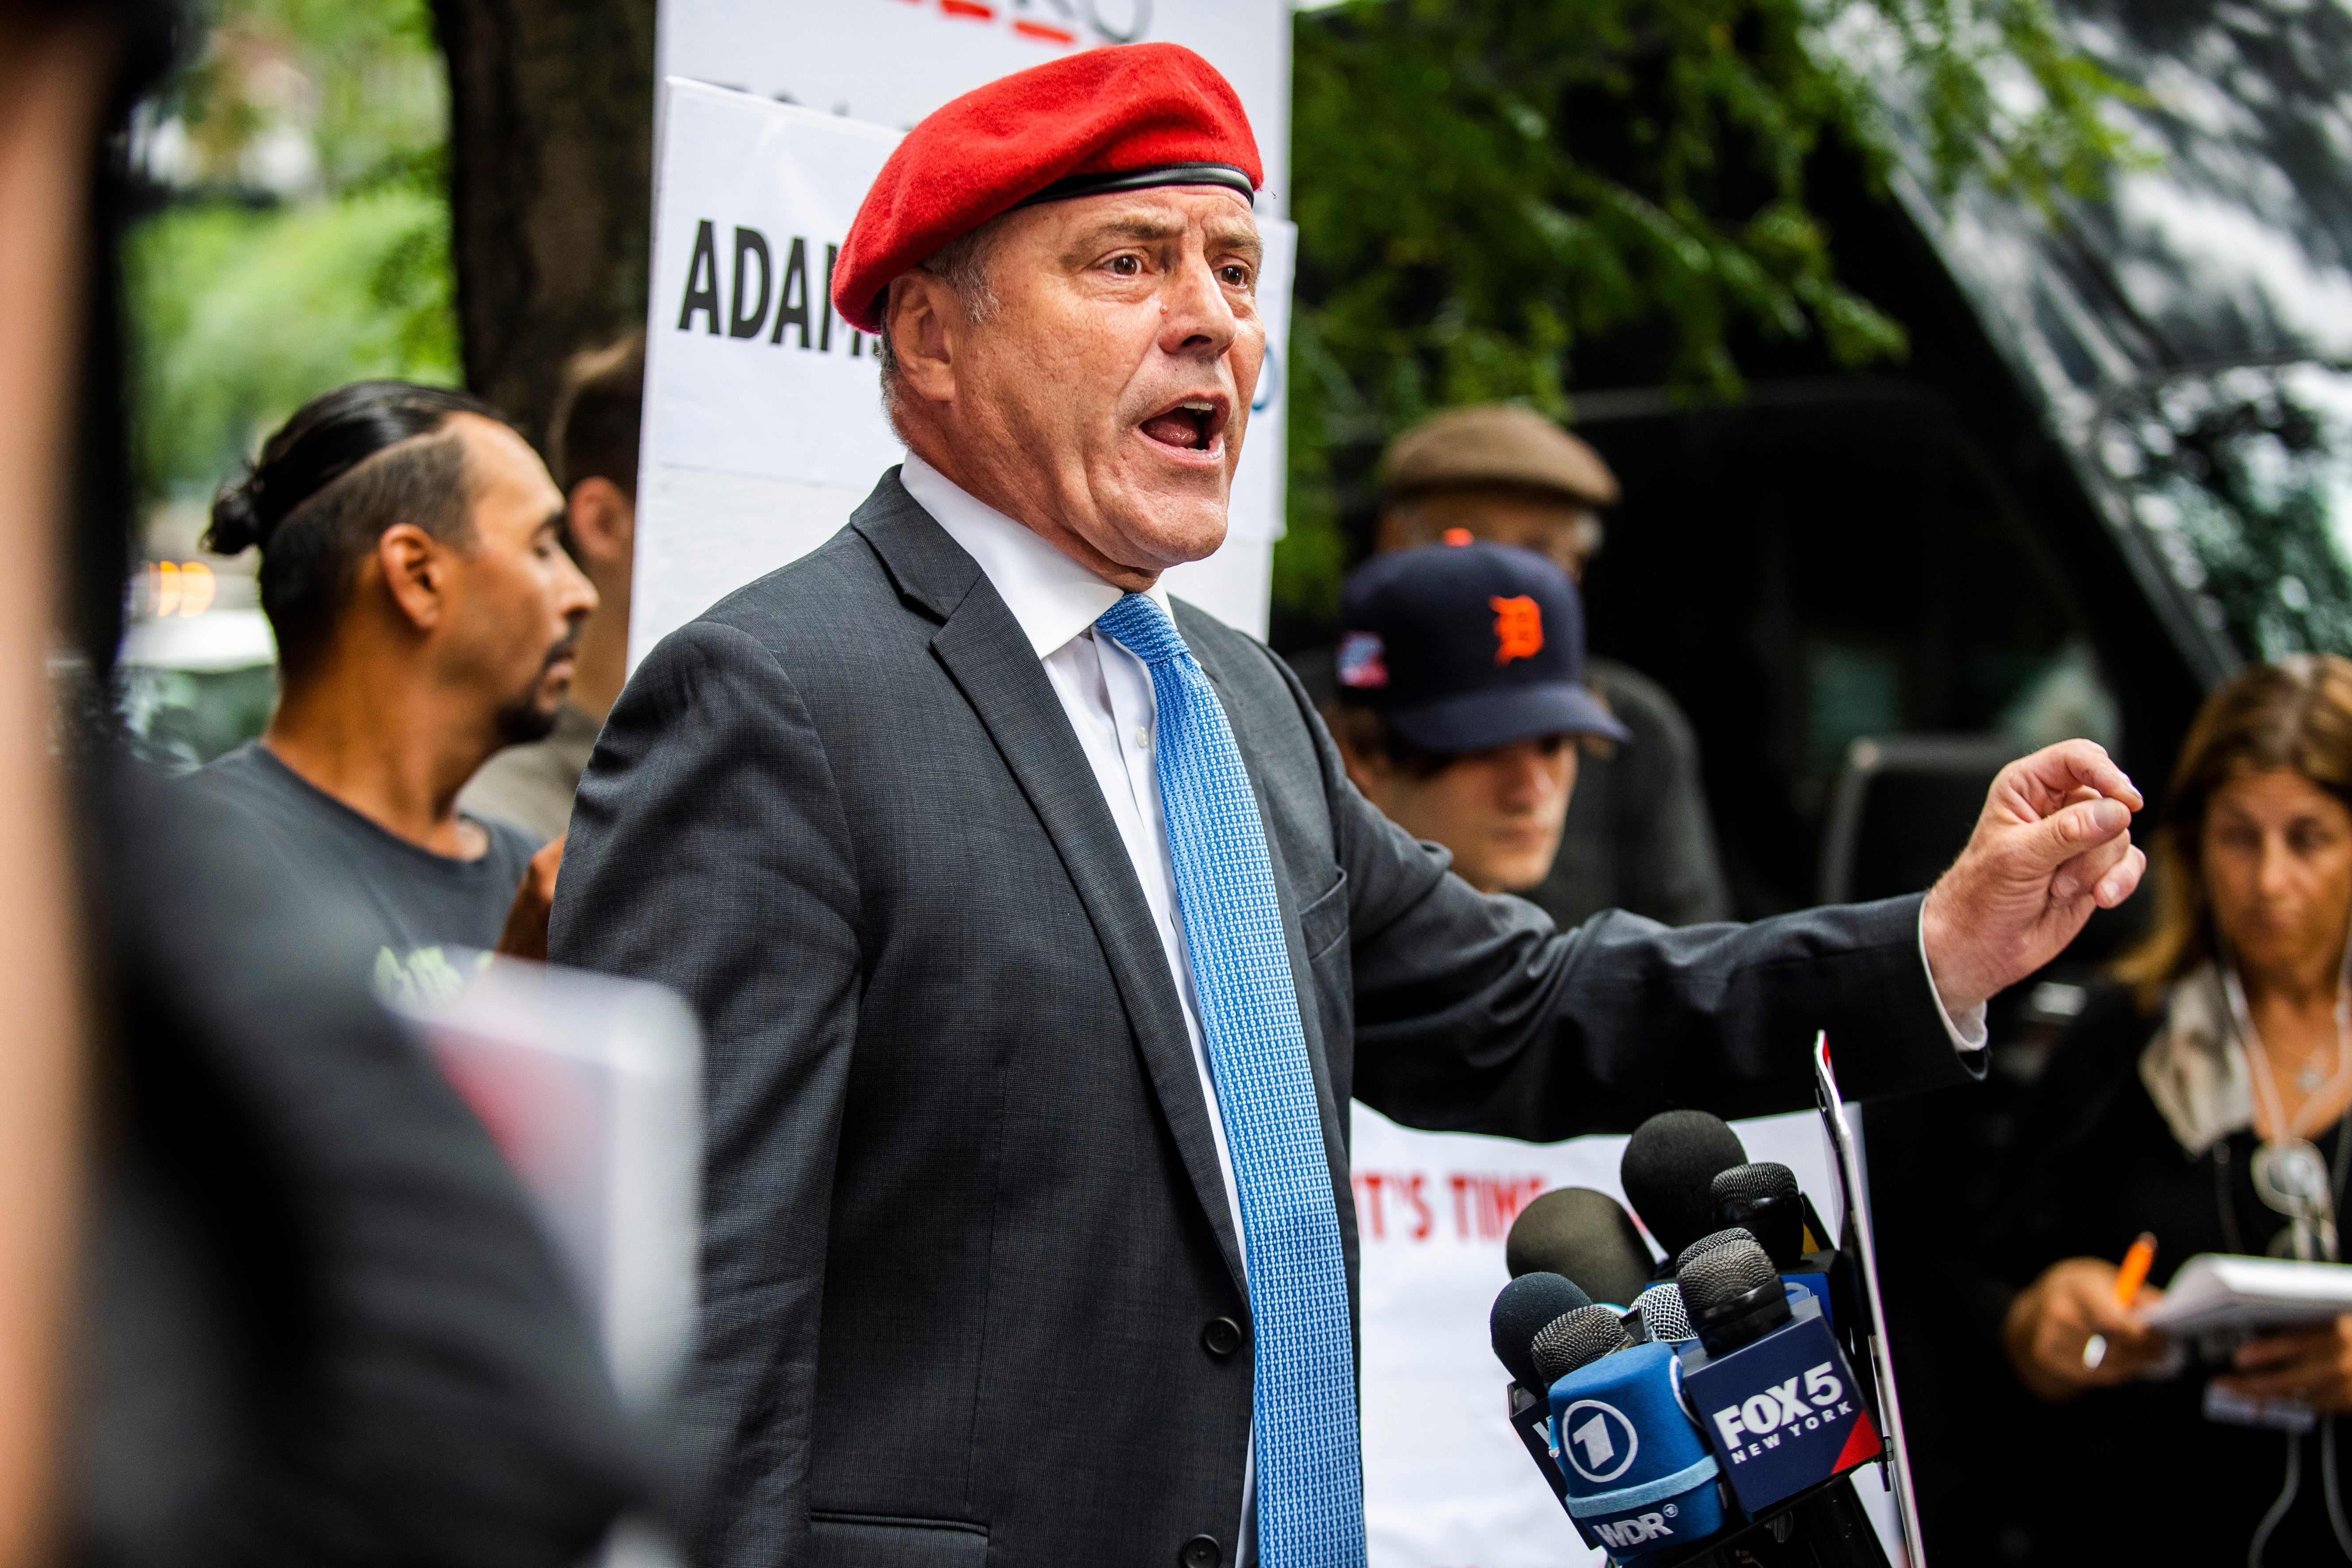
xmin=1138 ymin=395 xmax=1229 ymax=454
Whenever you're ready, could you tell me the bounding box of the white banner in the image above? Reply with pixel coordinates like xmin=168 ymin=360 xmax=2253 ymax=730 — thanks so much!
xmin=634 ymin=0 xmax=1295 ymax=662
xmin=1352 ymin=1103 xmax=1905 ymax=1568
xmin=657 ymin=0 xmax=1290 ymax=220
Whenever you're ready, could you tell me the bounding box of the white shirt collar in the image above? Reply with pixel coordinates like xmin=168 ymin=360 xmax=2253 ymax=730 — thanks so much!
xmin=900 ymin=450 xmax=1173 ymax=660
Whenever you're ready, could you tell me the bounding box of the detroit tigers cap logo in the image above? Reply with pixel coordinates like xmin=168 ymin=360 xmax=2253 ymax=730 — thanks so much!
xmin=1557 ymin=1397 xmax=1640 ymax=1484
xmin=1490 ymin=595 xmax=1544 ymax=666
xmin=1337 ymin=630 xmax=1389 ymax=689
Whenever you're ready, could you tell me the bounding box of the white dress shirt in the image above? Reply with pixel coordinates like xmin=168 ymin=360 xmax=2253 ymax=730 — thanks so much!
xmin=898 ymin=451 xmax=1985 ymax=1556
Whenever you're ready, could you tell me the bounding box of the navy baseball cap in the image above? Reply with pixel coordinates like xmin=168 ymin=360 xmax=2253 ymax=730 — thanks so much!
xmin=1336 ymin=539 xmax=1630 ymax=753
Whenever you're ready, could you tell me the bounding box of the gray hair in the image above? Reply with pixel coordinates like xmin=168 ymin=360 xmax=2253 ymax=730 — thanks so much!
xmin=876 ymin=218 xmax=1005 ymax=436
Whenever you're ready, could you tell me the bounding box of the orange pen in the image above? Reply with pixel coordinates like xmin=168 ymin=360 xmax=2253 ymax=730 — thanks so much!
xmin=2083 ymin=1233 xmax=2157 ymax=1370
xmin=2113 ymin=1232 xmax=2158 ymax=1305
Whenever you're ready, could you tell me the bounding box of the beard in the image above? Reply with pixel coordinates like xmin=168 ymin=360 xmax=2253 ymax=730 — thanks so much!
xmin=491 ymin=635 xmax=578 ymax=747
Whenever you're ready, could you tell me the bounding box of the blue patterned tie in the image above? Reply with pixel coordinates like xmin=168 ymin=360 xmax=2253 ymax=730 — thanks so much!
xmin=1095 ymin=593 xmax=1366 ymax=1568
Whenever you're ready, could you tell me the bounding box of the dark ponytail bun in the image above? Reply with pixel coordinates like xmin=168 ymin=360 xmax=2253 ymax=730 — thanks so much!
xmin=205 ymin=468 xmax=271 ymax=556
xmin=202 ymin=381 xmax=503 ymax=560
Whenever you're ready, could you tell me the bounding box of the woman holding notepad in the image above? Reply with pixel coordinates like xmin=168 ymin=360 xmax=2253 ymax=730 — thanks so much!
xmin=1999 ymin=654 xmax=2352 ymax=1564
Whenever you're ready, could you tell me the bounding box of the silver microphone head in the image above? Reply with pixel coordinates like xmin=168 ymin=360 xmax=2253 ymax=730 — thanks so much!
xmin=1634 ymin=1281 xmax=1695 ymax=1344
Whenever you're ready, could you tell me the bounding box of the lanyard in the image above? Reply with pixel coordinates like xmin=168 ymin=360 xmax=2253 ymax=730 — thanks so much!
xmin=2219 ymin=931 xmax=2352 ymax=1263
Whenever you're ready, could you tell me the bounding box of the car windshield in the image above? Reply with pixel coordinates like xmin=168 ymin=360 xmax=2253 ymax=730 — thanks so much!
xmin=2103 ymin=361 xmax=2352 ymax=661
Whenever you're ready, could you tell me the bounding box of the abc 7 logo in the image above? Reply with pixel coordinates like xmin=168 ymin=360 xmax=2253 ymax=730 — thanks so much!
xmin=1557 ymin=1398 xmax=1640 ymax=1485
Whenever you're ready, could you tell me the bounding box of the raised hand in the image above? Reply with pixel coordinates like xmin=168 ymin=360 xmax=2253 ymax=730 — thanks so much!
xmin=1921 ymin=740 xmax=2146 ymax=1016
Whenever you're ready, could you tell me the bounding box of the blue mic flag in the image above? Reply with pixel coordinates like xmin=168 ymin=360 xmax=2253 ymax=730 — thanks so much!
xmin=1547 ymin=1342 xmax=1726 ymax=1556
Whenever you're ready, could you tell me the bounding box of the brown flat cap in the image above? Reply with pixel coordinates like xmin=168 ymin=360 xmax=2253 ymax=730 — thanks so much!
xmin=1379 ymin=404 xmax=1620 ymax=508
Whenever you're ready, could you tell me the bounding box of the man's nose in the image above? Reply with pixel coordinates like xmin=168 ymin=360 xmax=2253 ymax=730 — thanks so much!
xmin=1499 ymin=751 xmax=1548 ymax=807
xmin=1156 ymin=250 xmax=1239 ymax=360
xmin=560 ymin=554 xmax=599 ymax=622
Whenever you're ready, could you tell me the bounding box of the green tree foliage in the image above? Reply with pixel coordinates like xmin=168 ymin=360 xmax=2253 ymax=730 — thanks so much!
xmin=1279 ymin=0 xmax=2141 ymax=618
xmin=126 ymin=0 xmax=456 ymax=512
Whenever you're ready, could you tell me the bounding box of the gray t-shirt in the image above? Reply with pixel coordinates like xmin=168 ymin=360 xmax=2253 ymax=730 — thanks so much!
xmin=184 ymin=742 xmax=538 ymax=1005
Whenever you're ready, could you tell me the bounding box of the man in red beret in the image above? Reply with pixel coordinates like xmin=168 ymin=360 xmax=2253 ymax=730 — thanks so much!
xmin=552 ymin=42 xmax=2146 ymax=1568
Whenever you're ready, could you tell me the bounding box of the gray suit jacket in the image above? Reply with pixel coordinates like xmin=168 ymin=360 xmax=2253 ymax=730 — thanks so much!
xmin=549 ymin=471 xmax=1975 ymax=1568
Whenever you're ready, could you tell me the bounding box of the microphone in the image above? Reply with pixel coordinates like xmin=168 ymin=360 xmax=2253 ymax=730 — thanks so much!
xmin=1711 ymin=1162 xmax=1855 ymax=1341
xmin=1622 ymin=1111 xmax=1748 ymax=1262
xmin=1488 ymin=1246 xmax=1892 ymax=1565
xmin=1632 ymin=1281 xmax=1693 ymax=1344
xmin=1488 ymin=1272 xmax=1593 ymax=1525
xmin=1675 ymin=1236 xmax=1881 ymax=1516
xmin=1540 ymin=1332 xmax=1728 ymax=1554
xmin=1530 ymin=1303 xmax=1632 ymax=1385
xmin=1681 ymin=1235 xmax=1792 ymax=1355
xmin=1490 ymin=1272 xmax=1589 ymax=1396
xmin=1504 ymin=1186 xmax=1655 ymax=1307
xmin=1711 ymin=1162 xmax=1806 ymax=1267
xmin=1675 ymin=1226 xmax=1757 ymax=1274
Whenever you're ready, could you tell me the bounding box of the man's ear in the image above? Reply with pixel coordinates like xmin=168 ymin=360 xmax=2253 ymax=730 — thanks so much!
xmin=566 ymin=477 xmax=634 ymax=567
xmin=885 ymin=271 xmax=962 ymax=405
xmin=376 ymin=523 xmax=446 ymax=633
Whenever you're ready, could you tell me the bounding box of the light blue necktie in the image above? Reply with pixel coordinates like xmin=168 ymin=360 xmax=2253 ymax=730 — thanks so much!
xmin=1095 ymin=593 xmax=1366 ymax=1568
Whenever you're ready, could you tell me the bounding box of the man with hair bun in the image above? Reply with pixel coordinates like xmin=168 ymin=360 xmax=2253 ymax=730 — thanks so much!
xmin=191 ymin=380 xmax=597 ymax=990
xmin=553 ymin=43 xmax=2147 ymax=1568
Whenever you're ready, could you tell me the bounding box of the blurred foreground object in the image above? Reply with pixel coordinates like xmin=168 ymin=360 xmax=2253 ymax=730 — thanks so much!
xmin=77 ymin=766 xmax=649 ymax=1567
xmin=0 ymin=3 xmax=161 ymax=1559
xmin=386 ymin=953 xmax=701 ymax=1410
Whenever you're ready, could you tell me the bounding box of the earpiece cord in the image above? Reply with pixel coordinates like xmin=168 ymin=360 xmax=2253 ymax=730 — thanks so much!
xmin=2220 ymin=925 xmax=2352 ymax=1147
xmin=2252 ymin=1429 xmax=2302 ymax=1568
xmin=2326 ymin=1419 xmax=2352 ymax=1560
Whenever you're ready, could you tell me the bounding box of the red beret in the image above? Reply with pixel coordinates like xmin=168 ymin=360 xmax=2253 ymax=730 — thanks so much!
xmin=831 ymin=42 xmax=1261 ymax=336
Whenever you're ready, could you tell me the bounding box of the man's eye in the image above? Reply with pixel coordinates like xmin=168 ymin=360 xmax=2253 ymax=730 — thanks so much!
xmin=1221 ymin=264 xmax=1253 ymax=288
xmin=1109 ymin=255 xmax=1142 ymax=277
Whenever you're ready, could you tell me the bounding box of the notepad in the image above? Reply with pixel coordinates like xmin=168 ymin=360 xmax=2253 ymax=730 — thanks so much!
xmin=2140 ymin=1253 xmax=2352 ymax=1335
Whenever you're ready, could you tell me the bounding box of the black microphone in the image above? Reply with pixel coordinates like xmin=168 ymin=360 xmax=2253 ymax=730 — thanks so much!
xmin=1674 ymin=1235 xmax=1888 ymax=1564
xmin=1622 ymin=1110 xmax=1748 ymax=1263
xmin=1504 ymin=1186 xmax=1654 ymax=1307
xmin=1489 ymin=1271 xmax=1588 ymax=1396
xmin=1711 ymin=1162 xmax=1859 ymax=1348
xmin=1676 ymin=1226 xmax=1757 ymax=1275
xmin=1712 ymin=1162 xmax=1807 ymax=1268
xmin=1680 ymin=1236 xmax=1793 ymax=1356
xmin=1529 ymin=1302 xmax=1634 ymax=1386
xmin=1488 ymin=1271 xmax=1597 ymax=1530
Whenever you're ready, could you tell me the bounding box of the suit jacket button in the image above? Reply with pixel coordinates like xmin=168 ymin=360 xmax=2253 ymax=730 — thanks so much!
xmin=1180 ymin=1534 xmax=1222 ymax=1568
xmin=1201 ymin=1317 xmax=1243 ymax=1357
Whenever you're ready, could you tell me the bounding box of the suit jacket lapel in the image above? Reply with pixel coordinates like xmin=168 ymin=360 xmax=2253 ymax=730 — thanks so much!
xmin=852 ymin=474 xmax=1251 ymax=1296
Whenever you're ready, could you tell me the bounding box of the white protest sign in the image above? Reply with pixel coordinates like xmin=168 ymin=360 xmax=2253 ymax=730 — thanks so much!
xmin=634 ymin=1 xmax=1295 ymax=661
xmin=657 ymin=0 xmax=1290 ymax=218
xmin=631 ymin=86 xmax=894 ymax=658
xmin=1351 ymin=1103 xmax=1904 ymax=1568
